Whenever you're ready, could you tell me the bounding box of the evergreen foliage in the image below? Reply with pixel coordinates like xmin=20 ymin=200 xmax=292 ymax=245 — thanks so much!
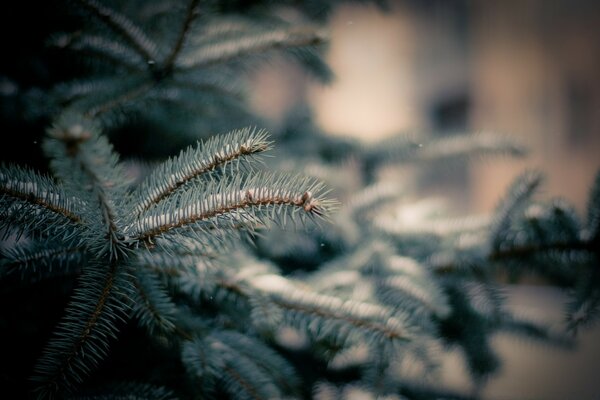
xmin=1 ymin=0 xmax=599 ymax=399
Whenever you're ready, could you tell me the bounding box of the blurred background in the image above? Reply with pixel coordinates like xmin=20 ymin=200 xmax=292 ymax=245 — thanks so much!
xmin=248 ymin=0 xmax=600 ymax=398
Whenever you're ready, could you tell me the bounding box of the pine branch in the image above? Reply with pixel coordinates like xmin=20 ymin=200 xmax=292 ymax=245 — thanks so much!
xmin=586 ymin=169 xmax=600 ymax=242
xmin=52 ymin=76 xmax=147 ymax=108
xmin=416 ymin=132 xmax=527 ymax=161
xmin=44 ymin=115 xmax=131 ymax=259
xmin=31 ymin=260 xmax=133 ymax=398
xmin=161 ymin=0 xmax=200 ymax=71
xmin=130 ymin=269 xmax=178 ymax=336
xmin=345 ymin=181 xmax=403 ymax=217
xmin=169 ymin=78 xmax=245 ymax=103
xmin=144 ymin=82 xmax=251 ymax=124
xmin=489 ymin=238 xmax=595 ymax=261
xmin=566 ymin=265 xmax=600 ymax=334
xmin=0 ymin=165 xmax=84 ymax=239
xmin=182 ymin=330 xmax=298 ymax=400
xmin=191 ymin=17 xmax=257 ymax=44
xmin=177 ymin=25 xmax=328 ymax=70
xmin=490 ymin=170 xmax=543 ymax=251
xmin=441 ymin=283 xmax=501 ymax=382
xmin=84 ymin=80 xmax=156 ymax=118
xmin=0 ymin=165 xmax=82 ymax=224
xmin=497 ymin=314 xmax=573 ymax=349
xmin=0 ymin=240 xmax=84 ymax=280
xmin=377 ymin=273 xmax=450 ymax=318
xmin=49 ymin=32 xmax=146 ymax=71
xmin=362 ymin=132 xmax=527 ymax=183
xmin=249 ymin=274 xmax=413 ymax=345
xmin=216 ymin=330 xmax=300 ymax=393
xmin=130 ymin=173 xmax=335 ymax=244
xmin=75 ymin=0 xmax=159 ymax=62
xmin=131 ymin=127 xmax=272 ymax=215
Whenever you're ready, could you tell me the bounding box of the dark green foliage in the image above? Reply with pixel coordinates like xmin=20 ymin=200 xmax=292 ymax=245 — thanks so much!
xmin=26 ymin=0 xmax=340 ymax=144
xmin=1 ymin=113 xmax=335 ymax=398
xmin=586 ymin=170 xmax=600 ymax=242
xmin=1 ymin=1 xmax=599 ymax=400
xmin=71 ymin=382 xmax=178 ymax=399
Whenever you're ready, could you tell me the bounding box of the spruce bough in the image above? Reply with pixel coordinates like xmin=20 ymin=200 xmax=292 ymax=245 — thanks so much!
xmin=1 ymin=113 xmax=338 ymax=398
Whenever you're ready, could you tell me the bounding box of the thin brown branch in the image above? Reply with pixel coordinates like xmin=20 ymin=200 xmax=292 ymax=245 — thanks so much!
xmin=85 ymin=81 xmax=155 ymax=118
xmin=162 ymin=0 xmax=200 ymax=71
xmin=433 ymin=239 xmax=596 ymax=275
xmin=139 ymin=145 xmax=267 ymax=214
xmin=178 ymin=26 xmax=327 ymax=69
xmin=4 ymin=246 xmax=84 ymax=270
xmin=64 ymin=138 xmax=126 ymax=258
xmin=45 ymin=260 xmax=120 ymax=390
xmin=271 ymin=297 xmax=408 ymax=341
xmin=1 ymin=187 xmax=82 ymax=224
xmin=489 ymin=240 xmax=595 ymax=261
xmin=132 ymin=272 xmax=194 ymax=340
xmin=136 ymin=190 xmax=321 ymax=242
xmin=223 ymin=364 xmax=264 ymax=400
xmin=75 ymin=0 xmax=158 ymax=62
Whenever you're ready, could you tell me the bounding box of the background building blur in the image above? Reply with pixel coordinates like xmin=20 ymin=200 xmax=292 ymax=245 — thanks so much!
xmin=252 ymin=0 xmax=600 ymax=215
xmin=250 ymin=1 xmax=600 ymax=398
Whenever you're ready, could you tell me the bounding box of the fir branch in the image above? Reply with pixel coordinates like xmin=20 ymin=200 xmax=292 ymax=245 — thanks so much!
xmin=131 ymin=269 xmax=178 ymax=336
xmin=441 ymin=284 xmax=501 ymax=382
xmin=415 ymin=132 xmax=527 ymax=161
xmin=75 ymin=0 xmax=159 ymax=62
xmin=566 ymin=293 xmax=600 ymax=334
xmin=131 ymin=127 xmax=272 ymax=214
xmin=488 ymin=238 xmax=595 ymax=261
xmin=365 ymin=132 xmax=527 ymax=165
xmin=130 ymin=173 xmax=334 ymax=244
xmin=378 ymin=274 xmax=450 ymax=318
xmin=0 ymin=165 xmax=83 ymax=225
xmin=182 ymin=330 xmax=298 ymax=400
xmin=0 ymin=165 xmax=84 ymax=241
xmin=490 ymin=170 xmax=543 ymax=251
xmin=191 ymin=17 xmax=256 ymax=44
xmin=586 ymin=169 xmax=600 ymax=242
xmin=135 ymin=248 xmax=216 ymax=271
xmin=49 ymin=32 xmax=146 ymax=71
xmin=221 ymin=363 xmax=264 ymax=400
xmin=177 ymin=25 xmax=328 ymax=69
xmin=84 ymin=80 xmax=156 ymax=118
xmin=162 ymin=0 xmax=200 ymax=71
xmin=52 ymin=76 xmax=147 ymax=109
xmin=44 ymin=116 xmax=131 ymax=259
xmin=345 ymin=182 xmax=403 ymax=217
xmin=249 ymin=274 xmax=412 ymax=344
xmin=77 ymin=154 xmax=127 ymax=259
xmin=31 ymin=260 xmax=133 ymax=398
xmin=377 ymin=213 xmax=491 ymax=238
xmin=565 ymin=266 xmax=600 ymax=334
xmin=143 ymin=82 xmax=251 ymax=125
xmin=362 ymin=132 xmax=527 ymax=182
xmin=0 ymin=241 xmax=84 ymax=280
xmin=169 ymin=78 xmax=245 ymax=103
xmin=497 ymin=314 xmax=573 ymax=349
xmin=216 ymin=330 xmax=300 ymax=394
xmin=284 ymin=45 xmax=335 ymax=83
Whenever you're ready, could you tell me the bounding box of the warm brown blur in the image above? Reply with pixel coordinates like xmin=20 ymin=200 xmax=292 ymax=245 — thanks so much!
xmin=249 ymin=1 xmax=600 ymax=399
xmin=468 ymin=1 xmax=600 ymax=214
xmin=252 ymin=0 xmax=600 ymax=215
